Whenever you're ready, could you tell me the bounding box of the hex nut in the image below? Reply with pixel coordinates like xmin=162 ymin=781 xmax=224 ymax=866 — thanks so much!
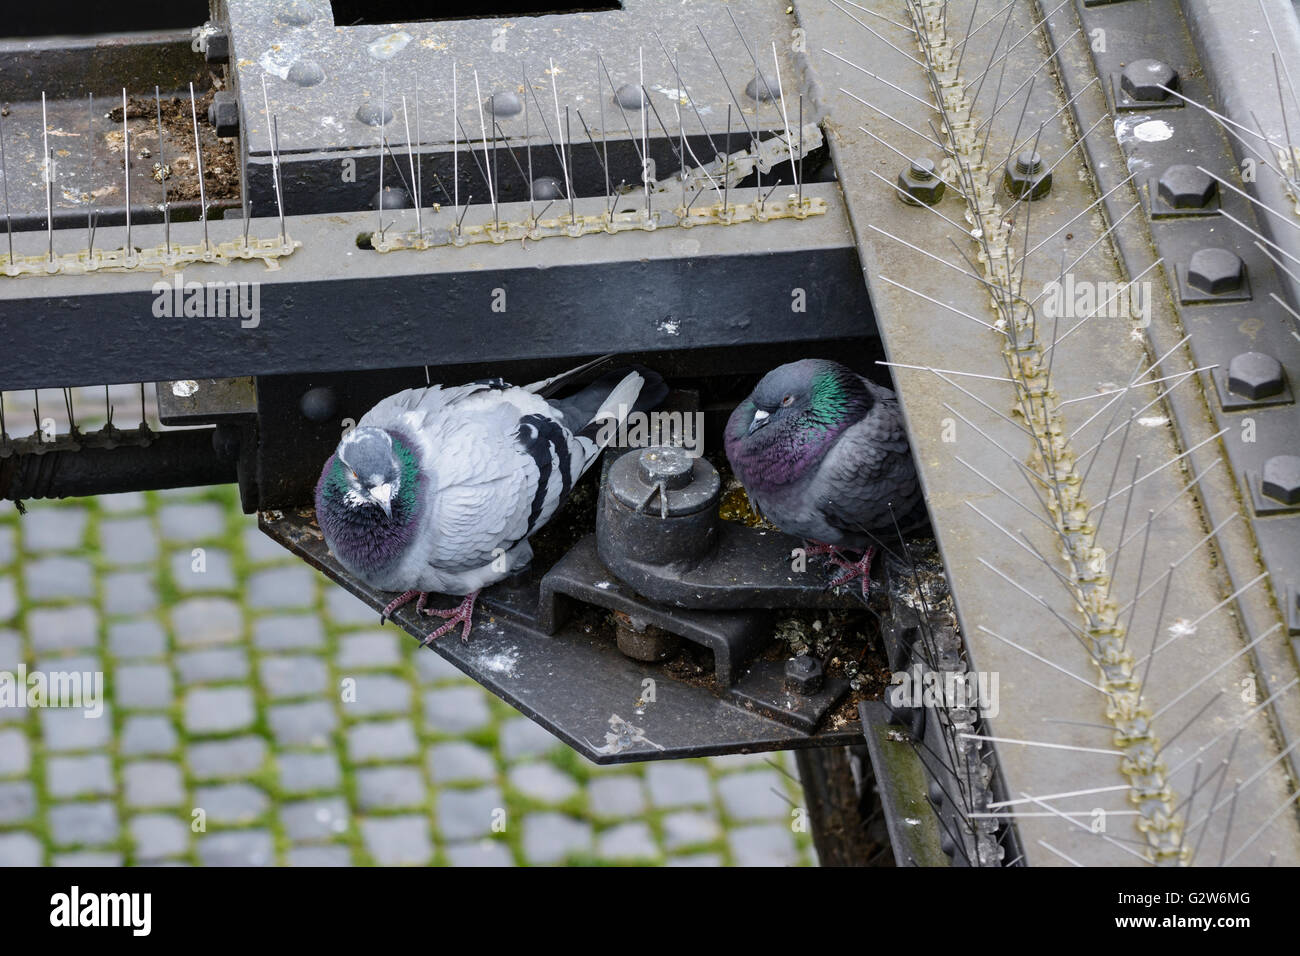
xmin=1004 ymin=150 xmax=1052 ymax=200
xmin=207 ymin=91 xmax=240 ymax=138
xmin=1121 ymin=58 xmax=1179 ymax=102
xmin=1186 ymin=248 xmax=1245 ymax=295
xmin=204 ymin=31 xmax=230 ymax=64
xmin=1157 ymin=164 xmax=1216 ymax=209
xmin=785 ymin=655 xmax=824 ymax=694
xmin=1226 ymin=352 xmax=1285 ymax=400
xmin=897 ymin=158 xmax=946 ymax=206
xmin=1262 ymin=455 xmax=1300 ymax=505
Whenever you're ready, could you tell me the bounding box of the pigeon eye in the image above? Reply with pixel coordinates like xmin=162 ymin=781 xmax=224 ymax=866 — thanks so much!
xmin=780 ymin=394 xmax=794 ymax=407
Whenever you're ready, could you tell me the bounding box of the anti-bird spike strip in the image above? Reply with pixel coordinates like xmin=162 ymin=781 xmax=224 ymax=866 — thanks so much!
xmin=801 ymin=0 xmax=1300 ymax=864
xmin=0 ymin=83 xmax=299 ymax=279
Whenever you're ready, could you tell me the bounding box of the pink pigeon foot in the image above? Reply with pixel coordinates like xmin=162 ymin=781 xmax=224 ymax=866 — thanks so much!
xmin=380 ymin=589 xmax=425 ymax=624
xmin=815 ymin=544 xmax=877 ymax=598
xmin=419 ymin=590 xmax=480 ymax=643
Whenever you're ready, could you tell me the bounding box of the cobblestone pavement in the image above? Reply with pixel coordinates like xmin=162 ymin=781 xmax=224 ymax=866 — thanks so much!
xmin=0 ymin=483 xmax=816 ymax=866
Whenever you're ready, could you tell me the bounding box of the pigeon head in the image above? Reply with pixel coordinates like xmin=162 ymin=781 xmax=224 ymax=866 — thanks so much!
xmin=315 ymin=426 xmax=424 ymax=578
xmin=726 ymin=359 xmax=873 ymax=487
xmin=336 ymin=426 xmax=403 ymax=518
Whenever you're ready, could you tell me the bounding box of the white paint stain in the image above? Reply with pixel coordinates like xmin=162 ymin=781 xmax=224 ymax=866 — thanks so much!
xmin=1133 ymin=119 xmax=1174 ymax=143
xmin=368 ymin=31 xmax=412 ymax=60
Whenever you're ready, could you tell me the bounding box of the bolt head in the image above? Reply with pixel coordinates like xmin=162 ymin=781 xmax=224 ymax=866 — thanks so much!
xmin=207 ymin=92 xmax=240 ymax=138
xmin=785 ymin=655 xmax=824 ymax=694
xmin=745 ymin=73 xmax=775 ymax=102
xmin=614 ymin=84 xmax=645 ymax=110
xmin=1227 ymin=352 xmax=1285 ymax=399
xmin=486 ymin=91 xmax=523 ymax=117
xmin=1262 ymin=455 xmax=1300 ymax=505
xmin=299 ymin=386 xmax=336 ymax=423
xmin=356 ymin=102 xmax=394 ymax=127
xmin=638 ymin=447 xmax=695 ymax=490
xmin=1187 ymin=247 xmax=1245 ymax=294
xmin=373 ymin=186 xmax=411 ymax=210
xmin=287 ymin=59 xmax=325 ymax=87
xmin=532 ymin=176 xmax=563 ymax=200
xmin=1157 ymin=164 xmax=1217 ymax=208
xmin=1121 ymin=58 xmax=1179 ymax=101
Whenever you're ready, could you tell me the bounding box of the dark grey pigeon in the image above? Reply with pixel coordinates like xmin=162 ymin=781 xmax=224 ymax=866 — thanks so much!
xmin=724 ymin=358 xmax=924 ymax=593
xmin=315 ymin=360 xmax=665 ymax=641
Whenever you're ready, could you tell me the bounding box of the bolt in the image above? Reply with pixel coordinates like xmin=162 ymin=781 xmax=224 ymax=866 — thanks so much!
xmin=1262 ymin=455 xmax=1300 ymax=505
xmin=1187 ymin=247 xmax=1246 ymax=295
xmin=785 ymin=655 xmax=824 ymax=694
xmin=486 ymin=91 xmax=522 ymax=117
xmin=745 ymin=73 xmax=775 ymax=102
xmin=897 ymin=157 xmax=945 ymax=206
xmin=928 ymin=780 xmax=945 ymax=806
xmin=614 ymin=84 xmax=644 ymax=110
xmin=1004 ymin=150 xmax=1051 ymax=200
xmin=1157 ymin=164 xmax=1216 ymax=209
xmin=207 ymin=91 xmax=240 ymax=138
xmin=287 ymin=59 xmax=325 ymax=87
xmin=299 ymin=387 xmax=336 ymax=423
xmin=204 ymin=31 xmax=230 ymax=65
xmin=613 ymin=612 xmax=681 ymax=662
xmin=532 ymin=176 xmax=563 ymax=200
xmin=1227 ymin=352 xmax=1286 ymax=399
xmin=373 ymin=186 xmax=411 ymax=210
xmin=211 ymin=423 xmax=241 ymax=462
xmin=1121 ymin=58 xmax=1179 ymax=102
xmin=638 ymin=447 xmax=694 ymax=490
xmin=355 ymin=102 xmax=394 ymax=127
xmin=276 ymin=0 xmax=315 ymax=26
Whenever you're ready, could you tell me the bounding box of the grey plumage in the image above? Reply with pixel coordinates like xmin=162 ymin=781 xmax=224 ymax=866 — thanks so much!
xmin=724 ymin=359 xmax=925 ymax=553
xmin=316 ymin=361 xmax=664 ymax=638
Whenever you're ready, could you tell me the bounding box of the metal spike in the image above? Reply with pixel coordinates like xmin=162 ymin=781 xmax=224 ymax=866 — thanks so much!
xmin=42 ymin=92 xmax=54 ymax=263
xmin=188 ymin=84 xmax=209 ymax=251
xmin=548 ymin=59 xmax=574 ymax=222
xmin=122 ymin=89 xmax=132 ymax=262
xmin=153 ymin=86 xmax=171 ymax=256
xmin=453 ymin=64 xmax=460 ymax=237
xmin=0 ymin=106 xmax=11 ymax=266
xmin=401 ymin=94 xmax=421 ymax=238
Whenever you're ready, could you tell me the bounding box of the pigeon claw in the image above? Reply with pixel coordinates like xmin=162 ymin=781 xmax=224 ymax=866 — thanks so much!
xmin=819 ymin=545 xmax=876 ymax=598
xmin=419 ymin=590 xmax=479 ymax=644
xmin=380 ymin=589 xmax=423 ymax=624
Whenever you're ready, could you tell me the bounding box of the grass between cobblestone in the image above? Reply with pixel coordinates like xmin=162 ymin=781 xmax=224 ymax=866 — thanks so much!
xmin=0 ymin=485 xmax=815 ymax=866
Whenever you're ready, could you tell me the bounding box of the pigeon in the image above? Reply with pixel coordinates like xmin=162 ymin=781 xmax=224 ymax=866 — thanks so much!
xmin=723 ymin=358 xmax=924 ymax=594
xmin=315 ymin=360 xmax=667 ymax=642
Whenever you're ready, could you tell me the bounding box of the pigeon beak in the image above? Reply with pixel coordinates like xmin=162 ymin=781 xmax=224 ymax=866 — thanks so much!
xmin=370 ymin=483 xmax=393 ymax=518
xmin=747 ymin=408 xmax=771 ymax=436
